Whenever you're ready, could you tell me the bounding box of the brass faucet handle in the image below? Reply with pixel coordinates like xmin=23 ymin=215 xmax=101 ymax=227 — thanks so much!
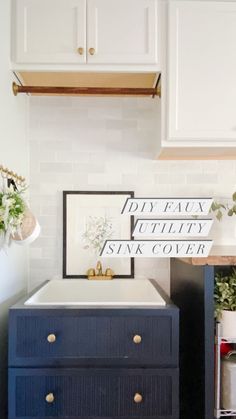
xmin=105 ymin=268 xmax=114 ymax=277
xmin=87 ymin=268 xmax=95 ymax=277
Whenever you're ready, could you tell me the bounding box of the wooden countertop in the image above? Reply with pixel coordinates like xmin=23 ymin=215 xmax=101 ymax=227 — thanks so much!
xmin=178 ymin=256 xmax=236 ymax=266
xmin=178 ymin=245 xmax=236 ymax=265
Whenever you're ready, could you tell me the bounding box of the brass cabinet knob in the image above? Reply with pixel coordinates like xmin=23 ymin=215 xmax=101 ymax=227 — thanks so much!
xmin=89 ymin=47 xmax=95 ymax=55
xmin=77 ymin=47 xmax=84 ymax=55
xmin=134 ymin=393 xmax=143 ymax=403
xmin=133 ymin=334 xmax=142 ymax=344
xmin=47 ymin=334 xmax=56 ymax=343
xmin=45 ymin=393 xmax=54 ymax=403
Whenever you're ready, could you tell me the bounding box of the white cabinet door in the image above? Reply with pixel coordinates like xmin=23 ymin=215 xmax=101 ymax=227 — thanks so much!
xmin=167 ymin=1 xmax=236 ymax=142
xmin=87 ymin=0 xmax=158 ymax=64
xmin=13 ymin=0 xmax=86 ymax=63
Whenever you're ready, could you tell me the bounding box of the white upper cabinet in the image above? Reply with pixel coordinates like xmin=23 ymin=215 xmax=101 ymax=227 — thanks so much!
xmin=167 ymin=1 xmax=236 ymax=143
xmin=13 ymin=0 xmax=86 ymax=64
xmin=12 ymin=0 xmax=158 ymax=66
xmin=87 ymin=0 xmax=158 ymax=64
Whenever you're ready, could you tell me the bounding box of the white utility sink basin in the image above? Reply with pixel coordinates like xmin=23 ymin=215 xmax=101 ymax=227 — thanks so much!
xmin=24 ymin=279 xmax=166 ymax=307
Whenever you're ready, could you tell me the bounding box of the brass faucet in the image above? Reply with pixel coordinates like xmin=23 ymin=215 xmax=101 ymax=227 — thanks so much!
xmin=96 ymin=261 xmax=103 ymax=276
xmin=87 ymin=261 xmax=114 ymax=280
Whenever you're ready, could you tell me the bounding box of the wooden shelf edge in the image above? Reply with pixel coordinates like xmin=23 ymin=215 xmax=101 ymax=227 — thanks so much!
xmin=157 ymin=147 xmax=236 ymax=160
xmin=178 ymin=256 xmax=236 ymax=266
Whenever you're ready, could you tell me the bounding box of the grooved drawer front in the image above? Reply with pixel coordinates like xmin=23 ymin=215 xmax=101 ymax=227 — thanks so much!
xmin=9 ymin=310 xmax=178 ymax=367
xmin=9 ymin=368 xmax=179 ymax=419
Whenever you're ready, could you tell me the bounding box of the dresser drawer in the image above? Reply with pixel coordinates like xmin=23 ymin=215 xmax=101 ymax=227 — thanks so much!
xmin=9 ymin=309 xmax=179 ymax=367
xmin=9 ymin=368 xmax=179 ymax=419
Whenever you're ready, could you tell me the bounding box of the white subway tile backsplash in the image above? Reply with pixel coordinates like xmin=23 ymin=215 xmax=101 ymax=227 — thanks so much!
xmin=31 ymin=96 xmax=73 ymax=108
xmin=169 ymin=161 xmax=204 ymax=173
xmin=42 ymin=247 xmax=58 ymax=258
xmin=71 ymin=174 xmax=89 ymax=189
xmin=31 ymin=237 xmax=56 ymax=248
xmin=186 ymin=173 xmax=218 ymax=184
xmin=32 ymin=150 xmax=57 ymax=163
xmin=41 ymin=140 xmax=73 ymax=151
xmin=37 ymin=215 xmax=58 ymax=228
xmin=31 ymin=172 xmax=74 ymax=184
xmin=106 ymin=119 xmax=137 ymax=130
xmin=73 ymin=162 xmax=105 ymax=173
xmin=40 ymin=205 xmax=57 ymax=216
xmin=30 ymin=258 xmax=57 ymax=268
xmin=28 ymin=96 xmax=236 ymax=290
xmin=40 ymin=162 xmax=72 ymax=173
xmin=137 ymin=160 xmax=164 ymax=173
xmin=122 ymin=173 xmax=155 ymax=186
xmin=88 ymin=106 xmax=122 ymax=119
xmin=56 ymin=151 xmax=86 ymax=162
xmin=155 ymin=173 xmax=187 ymax=185
xmin=218 ymin=161 xmax=236 ymax=174
xmin=29 ymin=247 xmax=42 ymax=259
xmin=106 ymin=160 xmax=138 ymax=175
xmin=88 ymin=173 xmax=122 ymax=186
xmin=40 ymin=226 xmax=60 ymax=237
xmin=202 ymin=161 xmax=218 ymax=173
xmin=31 ymin=194 xmax=58 ymax=205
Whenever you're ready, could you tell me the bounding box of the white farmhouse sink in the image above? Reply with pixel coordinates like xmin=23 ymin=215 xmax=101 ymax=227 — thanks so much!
xmin=24 ymin=279 xmax=166 ymax=307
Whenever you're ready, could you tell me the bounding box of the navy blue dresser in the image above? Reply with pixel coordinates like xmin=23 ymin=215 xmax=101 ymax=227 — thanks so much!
xmin=8 ymin=292 xmax=179 ymax=418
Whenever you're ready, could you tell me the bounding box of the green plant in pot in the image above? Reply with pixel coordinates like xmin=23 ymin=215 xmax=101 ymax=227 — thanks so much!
xmin=0 ymin=185 xmax=26 ymax=247
xmin=214 ymin=269 xmax=236 ymax=338
xmin=211 ymin=191 xmax=236 ymax=221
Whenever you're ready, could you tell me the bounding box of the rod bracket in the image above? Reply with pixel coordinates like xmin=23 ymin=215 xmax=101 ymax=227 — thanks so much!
xmin=12 ymin=82 xmax=19 ymax=96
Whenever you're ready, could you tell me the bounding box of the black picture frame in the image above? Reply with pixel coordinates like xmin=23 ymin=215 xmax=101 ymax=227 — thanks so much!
xmin=63 ymin=191 xmax=134 ymax=278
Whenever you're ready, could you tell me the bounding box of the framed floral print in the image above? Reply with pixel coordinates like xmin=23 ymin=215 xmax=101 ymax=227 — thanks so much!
xmin=63 ymin=191 xmax=134 ymax=278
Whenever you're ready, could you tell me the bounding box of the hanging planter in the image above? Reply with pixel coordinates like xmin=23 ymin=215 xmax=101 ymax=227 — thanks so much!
xmin=12 ymin=207 xmax=41 ymax=245
xmin=0 ymin=184 xmax=40 ymax=248
xmin=0 ymin=184 xmax=26 ymax=247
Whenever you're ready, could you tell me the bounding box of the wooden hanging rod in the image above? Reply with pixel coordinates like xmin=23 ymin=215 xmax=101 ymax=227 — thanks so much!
xmin=0 ymin=164 xmax=26 ymax=185
xmin=12 ymin=82 xmax=161 ymax=98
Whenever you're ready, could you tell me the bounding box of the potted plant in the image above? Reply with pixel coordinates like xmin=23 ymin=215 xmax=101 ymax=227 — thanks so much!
xmin=0 ymin=184 xmax=41 ymax=248
xmin=214 ymin=269 xmax=236 ymax=338
xmin=211 ymin=191 xmax=236 ymax=221
xmin=0 ymin=184 xmax=26 ymax=247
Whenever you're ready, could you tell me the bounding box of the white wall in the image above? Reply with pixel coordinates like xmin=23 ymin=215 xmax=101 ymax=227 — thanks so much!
xmin=28 ymin=96 xmax=236 ymax=294
xmin=0 ymin=1 xmax=28 ymax=417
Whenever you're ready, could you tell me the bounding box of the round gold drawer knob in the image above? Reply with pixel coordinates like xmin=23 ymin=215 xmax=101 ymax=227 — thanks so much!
xmin=134 ymin=393 xmax=143 ymax=404
xmin=77 ymin=47 xmax=84 ymax=55
xmin=133 ymin=334 xmax=142 ymax=344
xmin=89 ymin=47 xmax=95 ymax=55
xmin=47 ymin=334 xmax=56 ymax=343
xmin=45 ymin=393 xmax=54 ymax=403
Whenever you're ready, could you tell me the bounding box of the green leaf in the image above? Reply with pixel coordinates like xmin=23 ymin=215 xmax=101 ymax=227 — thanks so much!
xmin=211 ymin=202 xmax=225 ymax=211
xmin=214 ymin=269 xmax=236 ymax=317
xmin=216 ymin=210 xmax=223 ymax=221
